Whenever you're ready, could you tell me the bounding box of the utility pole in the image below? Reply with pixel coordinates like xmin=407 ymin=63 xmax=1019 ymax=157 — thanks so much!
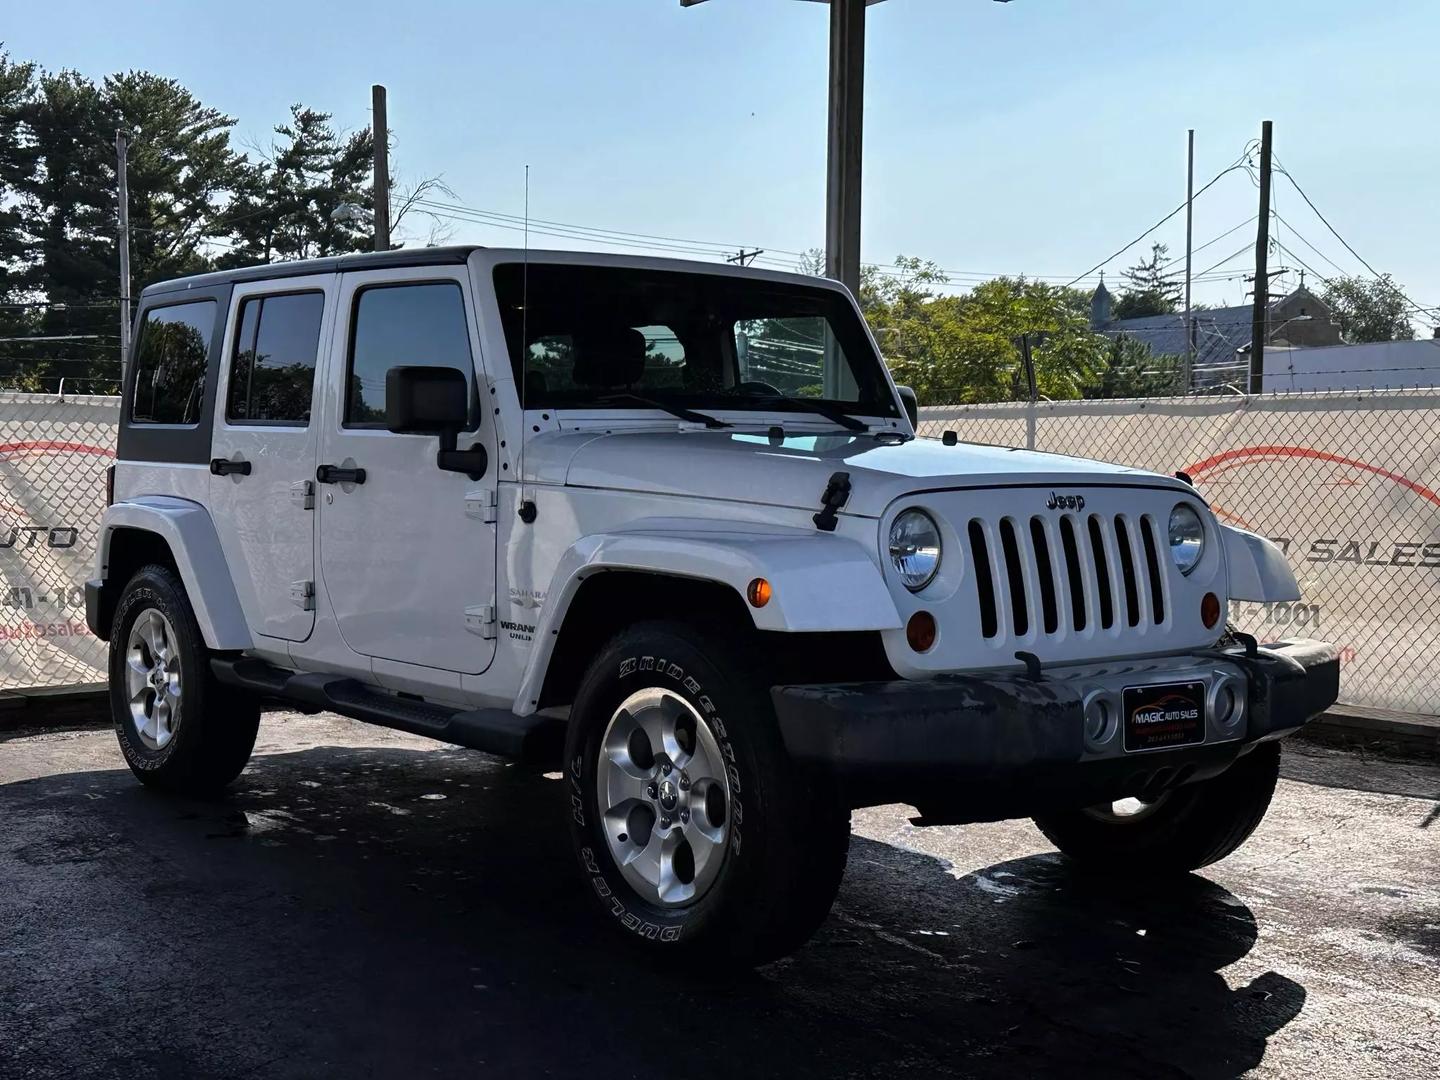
xmin=115 ymin=129 xmax=132 ymax=380
xmin=1183 ymin=128 xmax=1194 ymax=392
xmin=1249 ymin=119 xmax=1273 ymax=394
xmin=371 ymin=84 xmax=391 ymax=252
xmin=825 ymin=0 xmax=865 ymax=297
xmin=726 ymin=248 xmax=764 ymax=267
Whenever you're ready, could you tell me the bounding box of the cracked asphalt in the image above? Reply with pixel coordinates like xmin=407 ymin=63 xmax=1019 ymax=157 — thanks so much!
xmin=2 ymin=713 xmax=1437 ymax=1079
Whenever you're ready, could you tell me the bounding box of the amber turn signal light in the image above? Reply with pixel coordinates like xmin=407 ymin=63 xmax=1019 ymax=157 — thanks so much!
xmin=1201 ymin=592 xmax=1221 ymax=629
xmin=906 ymin=610 xmax=937 ymax=653
xmin=747 ymin=578 xmax=772 ymax=608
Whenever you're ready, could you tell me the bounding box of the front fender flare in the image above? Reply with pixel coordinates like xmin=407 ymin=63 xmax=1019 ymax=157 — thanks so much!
xmin=513 ymin=523 xmax=901 ymax=715
xmin=1221 ymin=524 xmax=1300 ymax=602
xmin=98 ymin=497 xmax=253 ymax=650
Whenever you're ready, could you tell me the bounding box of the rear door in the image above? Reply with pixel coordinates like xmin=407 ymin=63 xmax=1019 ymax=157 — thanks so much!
xmin=209 ymin=275 xmax=334 ymax=642
xmin=314 ymin=268 xmax=497 ymax=675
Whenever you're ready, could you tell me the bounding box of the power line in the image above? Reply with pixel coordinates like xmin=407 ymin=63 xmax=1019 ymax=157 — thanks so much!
xmin=1064 ymin=153 xmax=1251 ymax=287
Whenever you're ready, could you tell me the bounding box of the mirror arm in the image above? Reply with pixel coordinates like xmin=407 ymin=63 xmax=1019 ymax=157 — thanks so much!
xmin=435 ymin=427 xmax=488 ymax=481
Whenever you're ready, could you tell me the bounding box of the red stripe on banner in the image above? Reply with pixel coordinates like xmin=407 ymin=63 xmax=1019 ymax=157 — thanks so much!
xmin=1185 ymin=445 xmax=1440 ymax=511
xmin=0 ymin=440 xmax=114 ymax=458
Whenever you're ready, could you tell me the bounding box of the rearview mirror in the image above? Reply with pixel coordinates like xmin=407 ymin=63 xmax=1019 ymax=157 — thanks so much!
xmin=385 ymin=366 xmax=487 ymax=479
xmin=894 ymin=384 xmax=919 ymax=428
xmin=386 ymin=366 xmax=469 ymax=434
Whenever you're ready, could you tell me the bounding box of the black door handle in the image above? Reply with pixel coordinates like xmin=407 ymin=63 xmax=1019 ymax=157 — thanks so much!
xmin=209 ymin=457 xmax=252 ymax=477
xmin=316 ymin=463 xmax=366 ymax=485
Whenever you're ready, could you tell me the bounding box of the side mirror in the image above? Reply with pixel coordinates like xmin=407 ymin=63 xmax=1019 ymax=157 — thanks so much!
xmin=894 ymin=384 xmax=919 ymax=428
xmin=386 ymin=366 xmax=469 ymax=434
xmin=385 ymin=366 xmax=487 ymax=479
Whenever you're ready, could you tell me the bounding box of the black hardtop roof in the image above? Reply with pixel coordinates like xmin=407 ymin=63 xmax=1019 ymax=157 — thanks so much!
xmin=139 ymin=244 xmax=485 ymax=298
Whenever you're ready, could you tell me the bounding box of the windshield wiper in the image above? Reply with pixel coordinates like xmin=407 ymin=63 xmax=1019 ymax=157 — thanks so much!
xmin=744 ymin=394 xmax=869 ymax=433
xmin=593 ymin=393 xmax=730 ymax=430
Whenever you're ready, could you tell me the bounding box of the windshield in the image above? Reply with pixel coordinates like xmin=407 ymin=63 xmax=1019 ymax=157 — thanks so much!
xmin=493 ymin=263 xmax=899 ymax=421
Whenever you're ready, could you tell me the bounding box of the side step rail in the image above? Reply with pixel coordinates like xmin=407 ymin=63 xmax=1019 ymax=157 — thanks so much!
xmin=211 ymin=657 xmax=562 ymax=762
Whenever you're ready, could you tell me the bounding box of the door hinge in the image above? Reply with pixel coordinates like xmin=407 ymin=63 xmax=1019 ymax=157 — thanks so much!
xmin=290 ymin=580 xmax=315 ymax=611
xmin=290 ymin=479 xmax=315 ymax=510
xmin=464 ymin=604 xmax=496 ymax=639
xmin=464 ymin=488 xmax=497 ymax=523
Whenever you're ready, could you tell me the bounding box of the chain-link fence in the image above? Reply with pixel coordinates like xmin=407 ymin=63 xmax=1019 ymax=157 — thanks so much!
xmin=2 ymin=384 xmax=1436 ymax=718
xmin=919 ymin=387 xmax=1440 ymax=716
xmin=0 ymin=391 xmax=116 ymax=692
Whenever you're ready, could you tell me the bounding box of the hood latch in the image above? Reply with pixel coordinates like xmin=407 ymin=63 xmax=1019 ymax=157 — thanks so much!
xmin=812 ymin=471 xmax=852 ymax=532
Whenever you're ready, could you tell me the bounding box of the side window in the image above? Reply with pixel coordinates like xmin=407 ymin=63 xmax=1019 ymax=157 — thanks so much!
xmin=226 ymin=292 xmax=325 ymax=424
xmin=346 ymin=282 xmax=473 ymax=426
xmin=130 ymin=300 xmax=216 ymax=425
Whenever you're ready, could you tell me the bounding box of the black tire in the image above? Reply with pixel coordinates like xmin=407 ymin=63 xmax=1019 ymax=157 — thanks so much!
xmin=1032 ymin=742 xmax=1281 ymax=875
xmin=109 ymin=564 xmax=260 ymax=796
xmin=564 ymin=620 xmax=850 ymax=965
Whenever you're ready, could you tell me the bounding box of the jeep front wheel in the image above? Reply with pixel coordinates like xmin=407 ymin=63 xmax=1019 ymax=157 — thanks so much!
xmin=564 ymin=620 xmax=849 ymax=965
xmin=109 ymin=564 xmax=260 ymax=796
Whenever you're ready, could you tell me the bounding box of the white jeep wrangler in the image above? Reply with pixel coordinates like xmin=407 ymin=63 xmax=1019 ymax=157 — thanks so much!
xmin=87 ymin=246 xmax=1338 ymax=963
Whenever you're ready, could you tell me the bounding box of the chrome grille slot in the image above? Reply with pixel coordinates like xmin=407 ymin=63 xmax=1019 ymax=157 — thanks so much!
xmin=1029 ymin=517 xmax=1060 ymax=635
xmin=1059 ymin=515 xmax=1087 ymax=632
xmin=998 ymin=518 xmax=1029 ymax=638
xmin=1087 ymin=514 xmax=1115 ymax=629
xmin=1140 ymin=515 xmax=1166 ymax=624
xmin=968 ymin=519 xmax=998 ymax=639
xmin=1114 ymin=516 xmax=1141 ymax=627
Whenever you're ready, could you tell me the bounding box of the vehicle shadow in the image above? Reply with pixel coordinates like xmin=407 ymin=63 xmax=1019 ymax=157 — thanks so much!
xmin=0 ymin=744 xmax=1304 ymax=1079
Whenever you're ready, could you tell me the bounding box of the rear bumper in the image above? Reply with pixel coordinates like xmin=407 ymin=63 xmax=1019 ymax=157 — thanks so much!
xmin=771 ymin=638 xmax=1338 ymax=820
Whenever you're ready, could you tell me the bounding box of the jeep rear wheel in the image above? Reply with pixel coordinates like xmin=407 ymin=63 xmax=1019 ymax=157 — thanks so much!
xmin=1032 ymin=742 xmax=1281 ymax=875
xmin=564 ymin=621 xmax=849 ymax=965
xmin=109 ymin=564 xmax=260 ymax=796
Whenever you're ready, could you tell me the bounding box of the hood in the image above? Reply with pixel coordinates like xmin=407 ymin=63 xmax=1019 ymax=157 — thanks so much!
xmin=547 ymin=429 xmax=1188 ymax=518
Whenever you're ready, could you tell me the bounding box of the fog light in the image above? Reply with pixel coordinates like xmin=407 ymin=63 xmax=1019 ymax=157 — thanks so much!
xmin=906 ymin=610 xmax=937 ymax=653
xmin=747 ymin=578 xmax=772 ymax=608
xmin=1201 ymin=592 xmax=1221 ymax=629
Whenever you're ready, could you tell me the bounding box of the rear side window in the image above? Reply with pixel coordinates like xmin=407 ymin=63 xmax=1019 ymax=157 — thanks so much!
xmin=226 ymin=292 xmax=325 ymax=424
xmin=131 ymin=300 xmax=216 ymax=425
xmin=346 ymin=283 xmax=472 ymax=426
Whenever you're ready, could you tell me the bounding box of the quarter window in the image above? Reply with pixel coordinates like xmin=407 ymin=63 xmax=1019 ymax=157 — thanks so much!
xmin=130 ymin=300 xmax=216 ymax=425
xmin=346 ymin=283 xmax=473 ymax=426
xmin=226 ymin=292 xmax=325 ymax=424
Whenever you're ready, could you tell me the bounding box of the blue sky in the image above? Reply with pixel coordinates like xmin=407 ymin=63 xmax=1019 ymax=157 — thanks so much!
xmin=5 ymin=0 xmax=1437 ymax=326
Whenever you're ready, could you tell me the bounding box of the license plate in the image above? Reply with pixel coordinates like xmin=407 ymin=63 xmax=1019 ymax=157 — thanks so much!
xmin=1123 ymin=682 xmax=1206 ymax=752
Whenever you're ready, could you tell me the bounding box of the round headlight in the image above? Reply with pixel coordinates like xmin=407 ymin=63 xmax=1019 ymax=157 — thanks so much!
xmin=889 ymin=509 xmax=942 ymax=591
xmin=1168 ymin=503 xmax=1205 ymax=575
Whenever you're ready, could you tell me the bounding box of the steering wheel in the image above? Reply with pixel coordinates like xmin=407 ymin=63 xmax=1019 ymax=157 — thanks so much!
xmin=733 ymin=380 xmax=784 ymax=396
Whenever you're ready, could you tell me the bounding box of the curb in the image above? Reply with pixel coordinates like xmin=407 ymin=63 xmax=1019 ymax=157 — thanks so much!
xmin=0 ymin=684 xmax=108 ymax=732
xmin=1299 ymin=704 xmax=1440 ymax=760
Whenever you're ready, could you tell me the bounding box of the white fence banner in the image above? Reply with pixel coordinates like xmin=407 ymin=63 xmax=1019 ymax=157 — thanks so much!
xmin=0 ymin=392 xmax=117 ymax=692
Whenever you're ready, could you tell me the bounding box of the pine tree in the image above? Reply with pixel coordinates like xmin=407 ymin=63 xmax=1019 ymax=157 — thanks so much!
xmin=1113 ymin=242 xmax=1182 ymax=320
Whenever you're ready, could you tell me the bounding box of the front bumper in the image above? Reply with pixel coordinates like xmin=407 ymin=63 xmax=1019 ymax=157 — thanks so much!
xmin=771 ymin=638 xmax=1338 ymax=821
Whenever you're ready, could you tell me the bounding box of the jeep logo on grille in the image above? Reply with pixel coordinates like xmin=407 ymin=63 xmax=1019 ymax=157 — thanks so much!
xmin=1045 ymin=491 xmax=1085 ymax=511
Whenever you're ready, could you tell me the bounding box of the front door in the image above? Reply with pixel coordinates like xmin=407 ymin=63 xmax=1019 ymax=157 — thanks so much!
xmin=209 ymin=275 xmax=334 ymax=642
xmin=315 ymin=268 xmax=498 ymax=675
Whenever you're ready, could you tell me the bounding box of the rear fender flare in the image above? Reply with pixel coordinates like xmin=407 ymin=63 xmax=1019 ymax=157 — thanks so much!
xmin=98 ymin=497 xmax=252 ymax=650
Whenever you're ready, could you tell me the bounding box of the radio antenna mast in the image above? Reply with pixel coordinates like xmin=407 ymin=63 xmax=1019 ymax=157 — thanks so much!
xmin=517 ymin=165 xmax=536 ymax=523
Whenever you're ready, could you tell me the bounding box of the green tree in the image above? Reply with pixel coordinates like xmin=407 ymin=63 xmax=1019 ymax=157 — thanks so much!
xmin=1320 ymin=274 xmax=1414 ymax=342
xmin=1113 ymin=241 xmax=1182 ymax=320
xmin=1084 ymin=333 xmax=1184 ymax=399
xmin=857 ymin=257 xmax=1107 ymax=405
xmin=222 ymin=105 xmax=373 ymax=264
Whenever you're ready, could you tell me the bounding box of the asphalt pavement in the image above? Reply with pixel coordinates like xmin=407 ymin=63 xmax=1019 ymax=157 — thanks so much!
xmin=2 ymin=713 xmax=1437 ymax=1079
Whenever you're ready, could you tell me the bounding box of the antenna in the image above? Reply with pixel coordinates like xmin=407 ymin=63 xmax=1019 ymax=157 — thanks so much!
xmin=517 ymin=165 xmax=536 ymax=523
